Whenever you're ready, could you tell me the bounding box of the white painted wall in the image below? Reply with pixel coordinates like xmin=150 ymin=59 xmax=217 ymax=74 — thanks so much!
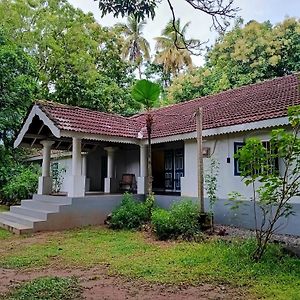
xmin=181 ymin=129 xmax=300 ymax=203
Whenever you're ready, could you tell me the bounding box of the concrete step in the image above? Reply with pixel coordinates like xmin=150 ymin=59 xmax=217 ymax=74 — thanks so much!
xmin=0 ymin=214 xmax=33 ymax=235
xmin=0 ymin=212 xmax=43 ymax=227
xmin=21 ymin=200 xmax=61 ymax=212
xmin=33 ymin=194 xmax=72 ymax=204
xmin=10 ymin=206 xmax=51 ymax=220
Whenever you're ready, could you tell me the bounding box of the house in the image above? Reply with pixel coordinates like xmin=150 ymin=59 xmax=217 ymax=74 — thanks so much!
xmin=1 ymin=73 xmax=300 ymax=234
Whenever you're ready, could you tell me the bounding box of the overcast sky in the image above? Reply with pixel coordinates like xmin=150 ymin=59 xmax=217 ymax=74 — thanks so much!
xmin=67 ymin=0 xmax=300 ymax=66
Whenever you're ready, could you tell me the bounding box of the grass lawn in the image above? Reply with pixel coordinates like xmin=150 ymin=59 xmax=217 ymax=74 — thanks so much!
xmin=0 ymin=205 xmax=9 ymax=212
xmin=0 ymin=227 xmax=299 ymax=299
xmin=0 ymin=206 xmax=11 ymax=239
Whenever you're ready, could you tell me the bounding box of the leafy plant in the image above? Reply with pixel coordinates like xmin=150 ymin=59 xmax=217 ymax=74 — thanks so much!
xmin=6 ymin=276 xmax=82 ymax=300
xmin=233 ymin=105 xmax=300 ymax=261
xmin=109 ymin=193 xmax=152 ymax=230
xmin=151 ymin=200 xmax=200 ymax=240
xmin=1 ymin=163 xmax=39 ymax=205
xmin=51 ymin=162 xmax=66 ymax=193
xmin=204 ymin=157 xmax=220 ymax=229
xmin=131 ymin=79 xmax=160 ymax=195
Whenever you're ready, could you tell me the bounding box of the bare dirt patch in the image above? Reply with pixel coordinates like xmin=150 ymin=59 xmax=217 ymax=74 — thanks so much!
xmin=0 ymin=266 xmax=251 ymax=300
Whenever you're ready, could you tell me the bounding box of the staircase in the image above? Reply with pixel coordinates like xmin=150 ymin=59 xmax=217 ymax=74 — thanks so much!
xmin=0 ymin=195 xmax=72 ymax=234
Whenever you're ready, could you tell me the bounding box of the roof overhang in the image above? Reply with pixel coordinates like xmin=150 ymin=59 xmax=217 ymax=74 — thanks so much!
xmin=14 ymin=105 xmax=61 ymax=148
xmin=146 ymin=116 xmax=290 ymax=144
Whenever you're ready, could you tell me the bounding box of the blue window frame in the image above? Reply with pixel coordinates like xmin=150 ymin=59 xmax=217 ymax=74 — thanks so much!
xmin=234 ymin=142 xmax=245 ymax=176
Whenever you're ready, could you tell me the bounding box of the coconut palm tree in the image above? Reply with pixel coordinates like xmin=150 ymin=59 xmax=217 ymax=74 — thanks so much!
xmin=117 ymin=16 xmax=150 ymax=78
xmin=132 ymin=79 xmax=160 ymax=195
xmin=154 ymin=19 xmax=196 ymax=76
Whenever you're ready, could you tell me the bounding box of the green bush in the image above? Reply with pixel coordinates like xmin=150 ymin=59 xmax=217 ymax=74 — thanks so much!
xmin=109 ymin=193 xmax=152 ymax=230
xmin=1 ymin=165 xmax=39 ymax=205
xmin=151 ymin=200 xmax=200 ymax=240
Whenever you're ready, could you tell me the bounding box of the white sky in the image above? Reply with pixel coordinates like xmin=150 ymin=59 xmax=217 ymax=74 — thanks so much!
xmin=68 ymin=0 xmax=300 ymax=66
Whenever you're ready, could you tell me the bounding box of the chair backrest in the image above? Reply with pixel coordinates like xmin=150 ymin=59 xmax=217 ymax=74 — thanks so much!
xmin=121 ymin=174 xmax=135 ymax=185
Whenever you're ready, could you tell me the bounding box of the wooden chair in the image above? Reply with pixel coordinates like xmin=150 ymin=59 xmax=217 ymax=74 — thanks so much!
xmin=119 ymin=174 xmax=136 ymax=192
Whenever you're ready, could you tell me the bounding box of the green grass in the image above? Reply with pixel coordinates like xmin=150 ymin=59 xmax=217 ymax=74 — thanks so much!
xmin=3 ymin=276 xmax=82 ymax=300
xmin=0 ymin=227 xmax=299 ymax=299
xmin=0 ymin=228 xmax=12 ymax=239
xmin=0 ymin=205 xmax=9 ymax=212
xmin=0 ymin=205 xmax=11 ymax=239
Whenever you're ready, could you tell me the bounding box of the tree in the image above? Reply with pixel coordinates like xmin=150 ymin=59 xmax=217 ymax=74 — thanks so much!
xmin=0 ymin=31 xmax=39 ymax=205
xmin=0 ymin=0 xmax=137 ymax=115
xmin=116 ymin=16 xmax=150 ymax=78
xmin=233 ymin=105 xmax=300 ymax=261
xmin=206 ymin=18 xmax=300 ymax=87
xmin=154 ymin=19 xmax=196 ymax=76
xmin=167 ymin=18 xmax=300 ymax=103
xmin=131 ymin=80 xmax=160 ymax=195
xmin=95 ymin=0 xmax=239 ymax=54
xmin=0 ymin=30 xmax=38 ymax=148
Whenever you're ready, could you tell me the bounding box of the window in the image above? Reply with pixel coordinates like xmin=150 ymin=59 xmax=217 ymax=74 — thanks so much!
xmin=234 ymin=142 xmax=245 ymax=176
xmin=234 ymin=141 xmax=279 ymax=176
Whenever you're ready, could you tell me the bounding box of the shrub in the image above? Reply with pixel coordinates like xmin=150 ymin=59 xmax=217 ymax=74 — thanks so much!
xmin=151 ymin=200 xmax=200 ymax=240
xmin=151 ymin=208 xmax=174 ymax=240
xmin=109 ymin=193 xmax=152 ymax=230
xmin=1 ymin=165 xmax=39 ymax=205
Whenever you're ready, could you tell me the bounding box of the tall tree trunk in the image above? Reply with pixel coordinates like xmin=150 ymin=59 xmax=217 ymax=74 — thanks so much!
xmin=146 ymin=113 xmax=153 ymax=195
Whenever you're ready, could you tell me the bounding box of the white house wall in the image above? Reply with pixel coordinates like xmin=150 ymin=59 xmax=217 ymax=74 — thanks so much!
xmin=181 ymin=128 xmax=300 ymax=202
xmin=50 ymin=157 xmax=72 ymax=193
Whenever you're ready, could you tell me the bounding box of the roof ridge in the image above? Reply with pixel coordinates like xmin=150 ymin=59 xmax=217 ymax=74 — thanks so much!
xmin=130 ymin=73 xmax=300 ymax=118
xmin=35 ymin=100 xmax=137 ymax=122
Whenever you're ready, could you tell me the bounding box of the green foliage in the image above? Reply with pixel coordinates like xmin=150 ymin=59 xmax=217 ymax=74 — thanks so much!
xmin=0 ymin=146 xmax=39 ymax=205
xmin=97 ymin=0 xmax=157 ymax=21
xmin=233 ymin=105 xmax=300 ymax=260
xmin=0 ymin=29 xmax=38 ymax=147
xmin=151 ymin=200 xmax=200 ymax=240
xmin=0 ymin=0 xmax=136 ymax=115
xmin=109 ymin=193 xmax=152 ymax=230
xmin=154 ymin=19 xmax=196 ymax=76
xmin=204 ymin=157 xmax=220 ymax=214
xmin=131 ymin=79 xmax=160 ymax=109
xmin=1 ymin=164 xmax=39 ymax=205
xmin=6 ymin=276 xmax=82 ymax=300
xmin=168 ymin=18 xmax=300 ymax=103
xmin=116 ymin=16 xmax=150 ymax=78
xmin=51 ymin=162 xmax=66 ymax=193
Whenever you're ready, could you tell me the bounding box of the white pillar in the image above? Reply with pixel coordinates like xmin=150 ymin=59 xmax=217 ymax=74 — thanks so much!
xmin=68 ymin=137 xmax=86 ymax=197
xmin=137 ymin=144 xmax=147 ymax=195
xmin=38 ymin=140 xmax=55 ymax=195
xmin=82 ymin=152 xmax=90 ymax=192
xmin=104 ymin=147 xmax=118 ymax=193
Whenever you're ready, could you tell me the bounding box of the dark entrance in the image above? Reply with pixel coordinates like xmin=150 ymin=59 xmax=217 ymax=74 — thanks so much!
xmin=152 ymin=148 xmax=184 ymax=193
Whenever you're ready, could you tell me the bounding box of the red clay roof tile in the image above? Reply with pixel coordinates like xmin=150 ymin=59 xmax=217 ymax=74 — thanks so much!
xmin=37 ymin=74 xmax=300 ymax=140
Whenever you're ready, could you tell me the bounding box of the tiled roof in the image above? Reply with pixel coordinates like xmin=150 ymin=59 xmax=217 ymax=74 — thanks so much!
xmin=37 ymin=74 xmax=300 ymax=140
xmin=37 ymin=101 xmax=142 ymax=139
xmin=131 ymin=73 xmax=300 ymax=138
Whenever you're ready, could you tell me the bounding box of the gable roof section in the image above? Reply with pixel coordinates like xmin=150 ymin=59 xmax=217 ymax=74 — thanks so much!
xmin=131 ymin=73 xmax=300 ymax=139
xmin=37 ymin=101 xmax=142 ymax=139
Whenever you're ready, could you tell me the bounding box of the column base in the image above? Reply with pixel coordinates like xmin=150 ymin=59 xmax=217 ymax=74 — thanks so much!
xmin=38 ymin=176 xmax=52 ymax=195
xmin=137 ymin=176 xmax=147 ymax=195
xmin=104 ymin=178 xmax=119 ymax=193
xmin=68 ymin=175 xmax=86 ymax=197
